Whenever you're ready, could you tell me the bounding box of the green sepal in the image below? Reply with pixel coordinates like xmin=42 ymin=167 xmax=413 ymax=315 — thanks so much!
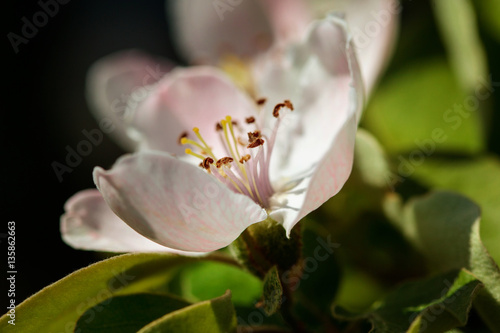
xmin=230 ymin=217 xmax=302 ymax=278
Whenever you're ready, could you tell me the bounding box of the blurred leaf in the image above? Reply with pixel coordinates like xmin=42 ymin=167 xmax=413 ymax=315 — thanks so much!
xmin=319 ymin=129 xmax=391 ymax=230
xmin=410 ymin=156 xmax=500 ymax=265
xmin=294 ymin=226 xmax=341 ymax=312
xmin=334 ymin=266 xmax=387 ymax=312
xmin=395 ymin=191 xmax=500 ymax=331
xmin=355 ymin=128 xmax=391 ymax=188
xmin=0 ymin=253 xmax=194 ymax=333
xmin=261 ymin=266 xmax=283 ymax=316
xmin=433 ymin=0 xmax=488 ymax=92
xmin=363 ymin=59 xmax=485 ymax=155
xmin=74 ymin=293 xmax=190 ymax=333
xmin=172 ymin=261 xmax=262 ymax=306
xmin=138 ymin=290 xmax=237 ymax=333
xmin=475 ymin=0 xmax=500 ymax=42
xmin=334 ymin=269 xmax=482 ymax=333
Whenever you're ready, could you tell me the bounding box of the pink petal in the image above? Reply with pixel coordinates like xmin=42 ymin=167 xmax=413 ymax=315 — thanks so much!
xmin=321 ymin=0 xmax=400 ymax=96
xmin=93 ymin=152 xmax=267 ymax=252
xmin=263 ymin=14 xmax=363 ymax=180
xmin=130 ymin=66 xmax=257 ymax=157
xmin=61 ymin=189 xmax=198 ymax=255
xmin=86 ymin=50 xmax=173 ymax=150
xmin=169 ymin=0 xmax=309 ymax=64
xmin=258 ymin=0 xmax=311 ymax=44
xmin=269 ymin=15 xmax=364 ymax=235
xmin=170 ymin=0 xmax=273 ymax=64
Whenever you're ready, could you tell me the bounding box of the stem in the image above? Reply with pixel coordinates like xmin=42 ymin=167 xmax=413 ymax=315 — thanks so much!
xmin=279 ymin=274 xmax=308 ymax=333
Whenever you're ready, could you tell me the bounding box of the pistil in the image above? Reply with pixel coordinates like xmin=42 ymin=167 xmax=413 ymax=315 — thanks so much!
xmin=180 ymin=100 xmax=294 ymax=208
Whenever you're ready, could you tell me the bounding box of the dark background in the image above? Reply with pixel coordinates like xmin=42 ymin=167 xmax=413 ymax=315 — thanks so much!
xmin=3 ymin=0 xmax=182 ymax=308
xmin=2 ymin=0 xmax=500 ymax=309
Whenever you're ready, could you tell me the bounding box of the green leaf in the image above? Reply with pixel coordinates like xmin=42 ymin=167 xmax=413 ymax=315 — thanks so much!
xmin=334 ymin=269 xmax=482 ymax=333
xmin=319 ymin=129 xmax=391 ymax=229
xmin=74 ymin=293 xmax=191 ymax=333
xmin=291 ymin=224 xmax=342 ymax=328
xmin=0 ymin=253 xmax=194 ymax=333
xmin=410 ymin=156 xmax=500 ymax=265
xmin=261 ymin=266 xmax=283 ymax=316
xmin=475 ymin=0 xmax=500 ymax=42
xmin=138 ymin=290 xmax=237 ymax=333
xmin=354 ymin=128 xmax=391 ymax=188
xmin=363 ymin=59 xmax=485 ymax=155
xmin=433 ymin=0 xmax=488 ymax=92
xmin=170 ymin=261 xmax=262 ymax=307
xmin=397 ymin=191 xmax=500 ymax=331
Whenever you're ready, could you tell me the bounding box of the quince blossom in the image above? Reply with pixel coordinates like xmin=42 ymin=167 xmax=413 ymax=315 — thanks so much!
xmin=62 ymin=0 xmax=398 ymax=254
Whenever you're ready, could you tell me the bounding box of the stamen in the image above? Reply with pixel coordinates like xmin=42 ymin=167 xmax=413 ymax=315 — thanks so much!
xmin=181 ymin=138 xmax=214 ymax=158
xmin=222 ymin=116 xmax=242 ymax=161
xmin=178 ymin=131 xmax=188 ymax=145
xmin=185 ymin=148 xmax=205 ymax=160
xmin=273 ymin=100 xmax=294 ymax=118
xmin=239 ymin=154 xmax=251 ymax=164
xmin=178 ymin=98 xmax=295 ymax=209
xmin=191 ymin=127 xmax=216 ymax=158
xmin=273 ymin=103 xmax=286 ymax=118
xmin=201 ymin=157 xmax=214 ymax=170
xmin=216 ymin=157 xmax=234 ymax=168
xmin=248 ymin=130 xmax=261 ymax=143
xmin=256 ymin=97 xmax=267 ymax=106
xmin=247 ymin=138 xmax=265 ymax=148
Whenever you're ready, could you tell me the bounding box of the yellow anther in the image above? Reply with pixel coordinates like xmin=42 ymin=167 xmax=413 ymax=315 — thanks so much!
xmin=180 ymin=137 xmax=188 ymax=145
xmin=225 ymin=115 xmax=232 ymax=122
xmin=185 ymin=148 xmax=205 ymax=160
xmin=190 ymin=127 xmax=215 ymax=158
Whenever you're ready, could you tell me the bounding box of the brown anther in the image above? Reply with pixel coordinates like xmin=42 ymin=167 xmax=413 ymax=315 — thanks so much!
xmin=232 ymin=120 xmax=238 ymax=127
xmin=216 ymin=157 xmax=234 ymax=168
xmin=247 ymin=130 xmax=261 ymax=143
xmin=178 ymin=131 xmax=188 ymax=144
xmin=256 ymin=97 xmax=267 ymax=106
xmin=245 ymin=116 xmax=255 ymax=124
xmin=201 ymin=157 xmax=214 ymax=170
xmin=273 ymin=103 xmax=286 ymax=118
xmin=216 ymin=122 xmax=223 ymax=131
xmin=239 ymin=154 xmax=251 ymax=164
xmin=247 ymin=138 xmax=265 ymax=148
xmin=284 ymin=99 xmax=294 ymax=111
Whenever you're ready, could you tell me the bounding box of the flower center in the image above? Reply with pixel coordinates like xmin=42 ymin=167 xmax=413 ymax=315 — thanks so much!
xmin=180 ymin=99 xmax=294 ymax=208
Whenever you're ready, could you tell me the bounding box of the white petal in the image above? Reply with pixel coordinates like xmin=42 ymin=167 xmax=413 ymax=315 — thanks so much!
xmin=94 ymin=152 xmax=267 ymax=252
xmin=61 ymin=189 xmax=199 ymax=255
xmin=268 ymin=15 xmax=364 ymax=235
xmin=130 ymin=66 xmax=257 ymax=158
xmin=86 ymin=50 xmax=173 ymax=150
xmin=311 ymin=0 xmax=400 ymax=95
